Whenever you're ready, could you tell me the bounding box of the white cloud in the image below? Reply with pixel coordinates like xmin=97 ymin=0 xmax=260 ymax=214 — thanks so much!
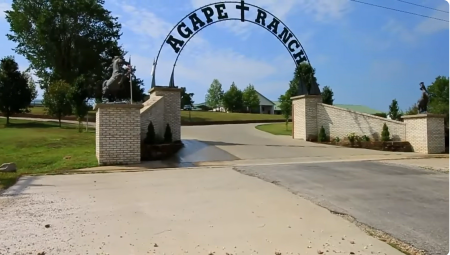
xmin=415 ymin=2 xmax=449 ymax=35
xmin=0 ymin=1 xmax=10 ymax=19
xmin=382 ymin=19 xmax=416 ymax=43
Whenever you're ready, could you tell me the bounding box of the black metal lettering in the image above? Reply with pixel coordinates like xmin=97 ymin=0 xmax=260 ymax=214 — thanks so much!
xmin=255 ymin=9 xmax=267 ymax=25
xmin=288 ymin=40 xmax=300 ymax=52
xmin=188 ymin=13 xmax=206 ymax=31
xmin=267 ymin=17 xmax=280 ymax=34
xmin=278 ymin=27 xmax=293 ymax=44
xmin=166 ymin=35 xmax=185 ymax=54
xmin=201 ymin=7 xmax=215 ymax=23
xmin=293 ymin=50 xmax=307 ymax=65
xmin=177 ymin=22 xmax=193 ymax=39
xmin=215 ymin=4 xmax=229 ymax=19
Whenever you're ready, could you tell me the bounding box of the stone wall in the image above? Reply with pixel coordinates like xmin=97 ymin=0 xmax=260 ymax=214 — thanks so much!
xmin=317 ymin=103 xmax=406 ymax=141
xmin=95 ymin=104 xmax=143 ymax=165
xmin=402 ymin=114 xmax=446 ymax=154
xmin=291 ymin=95 xmax=322 ymax=140
xmin=140 ymin=95 xmax=164 ymax=140
xmin=146 ymin=87 xmax=181 ymax=141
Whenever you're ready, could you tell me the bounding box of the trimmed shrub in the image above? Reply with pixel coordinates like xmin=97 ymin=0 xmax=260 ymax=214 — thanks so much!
xmin=381 ymin=123 xmax=390 ymax=141
xmin=318 ymin=126 xmax=328 ymax=142
xmin=144 ymin=121 xmax=156 ymax=144
xmin=164 ymin=123 xmax=173 ymax=143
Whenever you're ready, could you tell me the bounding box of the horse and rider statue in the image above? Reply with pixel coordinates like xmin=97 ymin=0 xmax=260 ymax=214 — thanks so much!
xmin=417 ymin=82 xmax=429 ymax=114
xmin=101 ymin=56 xmax=133 ymax=102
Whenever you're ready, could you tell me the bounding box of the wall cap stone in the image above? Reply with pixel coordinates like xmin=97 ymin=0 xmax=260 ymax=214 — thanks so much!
xmin=94 ymin=103 xmax=143 ymax=111
xmin=402 ymin=113 xmax=446 ymax=119
xmin=149 ymin=86 xmax=182 ymax=93
xmin=290 ymin=95 xmax=322 ymax=100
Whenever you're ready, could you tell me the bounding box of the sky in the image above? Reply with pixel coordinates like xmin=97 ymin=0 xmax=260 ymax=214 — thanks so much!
xmin=0 ymin=0 xmax=448 ymax=112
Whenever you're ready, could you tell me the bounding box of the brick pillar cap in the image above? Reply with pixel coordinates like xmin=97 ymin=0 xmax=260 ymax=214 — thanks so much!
xmin=94 ymin=103 xmax=143 ymax=111
xmin=149 ymin=86 xmax=182 ymax=94
xmin=290 ymin=95 xmax=322 ymax=100
xmin=402 ymin=113 xmax=446 ymax=119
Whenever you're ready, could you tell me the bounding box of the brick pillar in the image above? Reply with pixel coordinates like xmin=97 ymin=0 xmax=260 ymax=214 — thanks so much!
xmin=291 ymin=95 xmax=322 ymax=140
xmin=402 ymin=114 xmax=446 ymax=154
xmin=149 ymin=87 xmax=182 ymax=141
xmin=95 ymin=103 xmax=143 ymax=165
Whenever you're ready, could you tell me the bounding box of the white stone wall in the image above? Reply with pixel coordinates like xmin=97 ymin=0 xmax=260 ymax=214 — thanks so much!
xmin=291 ymin=95 xmax=322 ymax=140
xmin=150 ymin=88 xmax=181 ymax=142
xmin=95 ymin=104 xmax=143 ymax=165
xmin=140 ymin=95 xmax=164 ymax=140
xmin=403 ymin=114 xmax=445 ymax=154
xmin=317 ymin=103 xmax=406 ymax=141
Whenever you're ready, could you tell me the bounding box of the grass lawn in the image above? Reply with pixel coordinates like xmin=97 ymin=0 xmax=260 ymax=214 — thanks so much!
xmin=180 ymin=110 xmax=284 ymax=122
xmin=0 ymin=118 xmax=97 ymax=190
xmin=29 ymin=106 xmax=285 ymax=122
xmin=256 ymin=122 xmax=292 ymax=136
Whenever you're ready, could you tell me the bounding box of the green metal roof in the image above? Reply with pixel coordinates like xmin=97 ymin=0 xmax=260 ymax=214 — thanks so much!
xmin=334 ymin=104 xmax=383 ymax=114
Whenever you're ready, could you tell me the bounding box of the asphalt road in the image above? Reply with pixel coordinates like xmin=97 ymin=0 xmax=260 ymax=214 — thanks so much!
xmin=236 ymin=161 xmax=449 ymax=255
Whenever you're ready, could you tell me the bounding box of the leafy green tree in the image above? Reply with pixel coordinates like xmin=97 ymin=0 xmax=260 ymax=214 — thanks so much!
xmin=278 ymin=80 xmax=298 ymax=129
xmin=22 ymin=69 xmax=38 ymax=103
xmin=43 ymin=80 xmax=72 ymax=127
xmin=180 ymin=87 xmax=194 ymax=108
xmin=5 ymin=0 xmax=124 ymax=106
xmin=388 ymin=99 xmax=401 ymax=121
xmin=205 ymin=79 xmax=224 ymax=109
xmin=0 ymin=56 xmax=34 ymax=125
xmin=242 ymin=84 xmax=260 ymax=112
xmin=427 ymin=76 xmax=449 ymax=125
xmin=223 ymin=82 xmax=243 ymax=112
xmin=321 ymin=86 xmax=334 ymax=105
xmin=294 ymin=62 xmax=318 ymax=94
xmin=404 ymin=104 xmax=418 ymax=115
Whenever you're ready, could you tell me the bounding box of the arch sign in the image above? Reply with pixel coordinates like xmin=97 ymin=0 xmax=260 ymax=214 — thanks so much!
xmin=156 ymin=0 xmax=310 ymax=69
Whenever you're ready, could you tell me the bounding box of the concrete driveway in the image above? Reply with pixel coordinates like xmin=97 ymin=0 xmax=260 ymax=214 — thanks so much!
xmin=236 ymin=161 xmax=449 ymax=255
xmin=0 ymin=168 xmax=403 ymax=255
xmin=178 ymin=124 xmax=421 ymax=163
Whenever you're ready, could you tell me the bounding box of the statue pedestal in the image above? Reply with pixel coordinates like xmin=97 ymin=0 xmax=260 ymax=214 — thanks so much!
xmin=94 ymin=103 xmax=143 ymax=165
xmin=402 ymin=114 xmax=446 ymax=154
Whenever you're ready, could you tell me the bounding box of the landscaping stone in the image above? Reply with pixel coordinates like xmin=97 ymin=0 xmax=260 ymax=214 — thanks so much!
xmin=0 ymin=162 xmax=17 ymax=173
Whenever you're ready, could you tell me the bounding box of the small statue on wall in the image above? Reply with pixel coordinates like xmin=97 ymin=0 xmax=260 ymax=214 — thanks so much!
xmin=102 ymin=56 xmax=132 ymax=102
xmin=417 ymin=82 xmax=429 ymax=114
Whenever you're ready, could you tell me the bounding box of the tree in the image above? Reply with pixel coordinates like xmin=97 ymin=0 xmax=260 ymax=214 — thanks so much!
xmin=205 ymin=79 xmax=224 ymax=109
xmin=223 ymin=82 xmax=243 ymax=112
xmin=43 ymin=80 xmax=72 ymax=127
xmin=404 ymin=104 xmax=419 ymax=115
xmin=321 ymin=86 xmax=334 ymax=105
xmin=278 ymin=80 xmax=299 ymax=129
xmin=164 ymin=123 xmax=172 ymax=143
xmin=388 ymin=99 xmax=401 ymax=121
xmin=242 ymin=84 xmax=260 ymax=112
xmin=427 ymin=76 xmax=449 ymax=125
xmin=0 ymin=56 xmax=34 ymax=125
xmin=180 ymin=87 xmax=194 ymax=108
xmin=294 ymin=62 xmax=318 ymax=94
xmin=22 ymin=69 xmax=38 ymax=103
xmin=381 ymin=123 xmax=390 ymax=141
xmin=5 ymin=0 xmax=123 ymax=106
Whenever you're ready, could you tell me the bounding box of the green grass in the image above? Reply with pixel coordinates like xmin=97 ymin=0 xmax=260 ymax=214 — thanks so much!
xmin=256 ymin=122 xmax=292 ymax=136
xmin=0 ymin=118 xmax=97 ymax=190
xmin=181 ymin=110 xmax=285 ymax=122
xmin=29 ymin=106 xmax=285 ymax=122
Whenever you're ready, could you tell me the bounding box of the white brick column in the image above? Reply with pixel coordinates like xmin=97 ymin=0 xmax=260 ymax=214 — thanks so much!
xmin=402 ymin=114 xmax=446 ymax=154
xmin=149 ymin=87 xmax=182 ymax=141
xmin=291 ymin=95 xmax=322 ymax=140
xmin=95 ymin=103 xmax=143 ymax=165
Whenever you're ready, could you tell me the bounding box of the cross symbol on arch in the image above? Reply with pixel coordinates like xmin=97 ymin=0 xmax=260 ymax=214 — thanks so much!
xmin=236 ymin=0 xmax=249 ymax=22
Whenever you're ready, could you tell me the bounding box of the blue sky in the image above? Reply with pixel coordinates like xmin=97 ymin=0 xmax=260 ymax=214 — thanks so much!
xmin=0 ymin=0 xmax=448 ymax=112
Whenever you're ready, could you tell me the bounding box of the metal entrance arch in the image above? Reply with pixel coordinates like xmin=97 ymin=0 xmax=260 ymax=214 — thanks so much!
xmin=150 ymin=1 xmax=313 ymax=90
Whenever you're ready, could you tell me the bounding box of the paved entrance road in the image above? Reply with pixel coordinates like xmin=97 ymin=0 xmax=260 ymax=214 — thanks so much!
xmin=236 ymin=161 xmax=449 ymax=255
